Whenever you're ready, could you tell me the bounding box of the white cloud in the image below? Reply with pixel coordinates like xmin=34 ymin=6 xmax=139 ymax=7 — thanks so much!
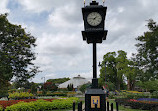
xmin=16 ymin=0 xmax=82 ymax=13
xmin=6 ymin=0 xmax=158 ymax=83
xmin=48 ymin=3 xmax=81 ymax=28
xmin=118 ymin=7 xmax=125 ymax=13
xmin=16 ymin=0 xmax=53 ymax=13
xmin=0 ymin=0 xmax=10 ymax=14
xmin=36 ymin=32 xmax=84 ymax=55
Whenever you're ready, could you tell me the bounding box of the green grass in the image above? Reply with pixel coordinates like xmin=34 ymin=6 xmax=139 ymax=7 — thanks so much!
xmin=109 ymin=99 xmax=149 ymax=111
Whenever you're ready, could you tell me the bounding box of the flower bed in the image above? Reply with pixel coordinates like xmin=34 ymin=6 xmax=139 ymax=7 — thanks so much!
xmin=115 ymin=98 xmax=158 ymax=111
xmin=38 ymin=93 xmax=67 ymax=97
xmin=5 ymin=97 xmax=79 ymax=111
xmin=0 ymin=98 xmax=55 ymax=109
xmin=8 ymin=92 xmax=34 ymax=100
xmin=137 ymin=98 xmax=158 ymax=102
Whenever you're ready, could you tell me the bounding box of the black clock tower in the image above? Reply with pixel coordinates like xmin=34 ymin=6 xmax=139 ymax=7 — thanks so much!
xmin=82 ymin=1 xmax=108 ymax=111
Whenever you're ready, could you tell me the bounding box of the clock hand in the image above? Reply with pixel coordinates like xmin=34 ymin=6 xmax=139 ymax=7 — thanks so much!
xmin=93 ymin=16 xmax=97 ymax=20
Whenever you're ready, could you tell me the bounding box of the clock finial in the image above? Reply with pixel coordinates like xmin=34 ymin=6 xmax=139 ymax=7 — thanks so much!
xmin=103 ymin=0 xmax=105 ymax=6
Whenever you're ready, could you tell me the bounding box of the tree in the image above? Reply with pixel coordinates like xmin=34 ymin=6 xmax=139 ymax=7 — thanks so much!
xmin=116 ymin=50 xmax=128 ymax=91
xmin=67 ymin=84 xmax=73 ymax=91
xmin=99 ymin=52 xmax=117 ymax=89
xmin=79 ymin=83 xmax=91 ymax=93
xmin=99 ymin=50 xmax=134 ymax=91
xmin=47 ymin=78 xmax=70 ymax=84
xmin=123 ymin=60 xmax=138 ymax=90
xmin=134 ymin=19 xmax=158 ymax=81
xmin=13 ymin=80 xmax=31 ymax=89
xmin=30 ymin=82 xmax=38 ymax=94
xmin=0 ymin=14 xmax=39 ymax=85
xmin=136 ymin=80 xmax=158 ymax=92
xmin=43 ymin=82 xmax=58 ymax=91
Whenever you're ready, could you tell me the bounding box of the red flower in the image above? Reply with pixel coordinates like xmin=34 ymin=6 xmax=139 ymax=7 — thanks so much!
xmin=0 ymin=98 xmax=56 ymax=109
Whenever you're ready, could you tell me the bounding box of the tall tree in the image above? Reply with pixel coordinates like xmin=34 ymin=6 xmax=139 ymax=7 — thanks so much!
xmin=99 ymin=50 xmax=130 ymax=91
xmin=116 ymin=50 xmax=128 ymax=91
xmin=124 ymin=60 xmax=138 ymax=90
xmin=0 ymin=14 xmax=39 ymax=86
xmin=99 ymin=52 xmax=117 ymax=90
xmin=135 ymin=19 xmax=158 ymax=81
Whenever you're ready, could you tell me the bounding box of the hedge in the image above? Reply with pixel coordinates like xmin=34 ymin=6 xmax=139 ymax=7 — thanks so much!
xmin=37 ymin=93 xmax=67 ymax=97
xmin=5 ymin=97 xmax=79 ymax=111
xmin=8 ymin=92 xmax=34 ymax=100
xmin=115 ymin=98 xmax=158 ymax=111
xmin=0 ymin=106 xmax=3 ymax=111
xmin=0 ymin=99 xmax=55 ymax=109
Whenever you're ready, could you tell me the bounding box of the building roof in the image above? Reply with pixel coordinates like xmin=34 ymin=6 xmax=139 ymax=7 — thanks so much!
xmin=58 ymin=75 xmax=89 ymax=88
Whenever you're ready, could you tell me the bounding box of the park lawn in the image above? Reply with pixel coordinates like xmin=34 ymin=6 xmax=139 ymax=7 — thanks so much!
xmin=109 ymin=99 xmax=149 ymax=111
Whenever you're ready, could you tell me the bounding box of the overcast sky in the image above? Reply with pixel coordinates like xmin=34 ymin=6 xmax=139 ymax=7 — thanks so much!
xmin=1 ymin=0 xmax=158 ymax=83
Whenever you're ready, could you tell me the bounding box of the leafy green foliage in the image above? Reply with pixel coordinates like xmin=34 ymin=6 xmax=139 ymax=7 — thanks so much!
xmin=115 ymin=98 xmax=158 ymax=111
xmin=47 ymin=78 xmax=70 ymax=84
xmin=0 ymin=13 xmax=39 ymax=85
xmin=8 ymin=92 xmax=34 ymax=99
xmin=5 ymin=97 xmax=79 ymax=111
xmin=79 ymin=83 xmax=91 ymax=93
xmin=0 ymin=81 xmax=10 ymax=97
xmin=67 ymin=84 xmax=73 ymax=91
xmin=99 ymin=50 xmax=134 ymax=91
xmin=30 ymin=82 xmax=38 ymax=94
xmin=43 ymin=82 xmax=58 ymax=91
xmin=134 ymin=19 xmax=158 ymax=81
xmin=136 ymin=80 xmax=158 ymax=92
xmin=13 ymin=80 xmax=31 ymax=89
xmin=0 ymin=106 xmax=3 ymax=111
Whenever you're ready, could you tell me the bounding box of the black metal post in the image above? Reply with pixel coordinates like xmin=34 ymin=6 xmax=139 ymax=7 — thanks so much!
xmin=93 ymin=42 xmax=97 ymax=79
xmin=116 ymin=102 xmax=119 ymax=111
xmin=73 ymin=102 xmax=75 ymax=111
xmin=78 ymin=102 xmax=82 ymax=111
xmin=107 ymin=102 xmax=109 ymax=111
xmin=105 ymin=61 xmax=106 ymax=85
xmin=92 ymin=42 xmax=98 ymax=88
xmin=80 ymin=101 xmax=82 ymax=110
xmin=111 ymin=103 xmax=113 ymax=111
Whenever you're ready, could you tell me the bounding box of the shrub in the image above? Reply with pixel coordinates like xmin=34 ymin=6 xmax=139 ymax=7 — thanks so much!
xmin=115 ymin=98 xmax=158 ymax=111
xmin=67 ymin=92 xmax=76 ymax=97
xmin=57 ymin=88 xmax=68 ymax=92
xmin=43 ymin=82 xmax=58 ymax=91
xmin=38 ymin=92 xmax=67 ymax=97
xmin=120 ymin=92 xmax=150 ymax=99
xmin=5 ymin=97 xmax=79 ymax=110
xmin=151 ymin=91 xmax=158 ymax=99
xmin=8 ymin=92 xmax=34 ymax=99
xmin=8 ymin=89 xmax=17 ymax=93
xmin=0 ymin=106 xmax=3 ymax=111
xmin=0 ymin=99 xmax=55 ymax=109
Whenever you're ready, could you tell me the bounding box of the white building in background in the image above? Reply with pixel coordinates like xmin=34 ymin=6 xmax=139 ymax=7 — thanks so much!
xmin=58 ymin=75 xmax=90 ymax=88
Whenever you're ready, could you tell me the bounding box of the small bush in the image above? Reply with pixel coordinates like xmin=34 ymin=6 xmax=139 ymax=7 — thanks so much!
xmin=115 ymin=98 xmax=158 ymax=111
xmin=0 ymin=106 xmax=3 ymax=111
xmin=37 ymin=92 xmax=67 ymax=97
xmin=5 ymin=97 xmax=79 ymax=111
xmin=8 ymin=92 xmax=34 ymax=99
xmin=0 ymin=99 xmax=55 ymax=109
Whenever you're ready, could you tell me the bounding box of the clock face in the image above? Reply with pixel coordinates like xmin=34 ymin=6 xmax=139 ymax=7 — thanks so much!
xmin=87 ymin=12 xmax=102 ymax=26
